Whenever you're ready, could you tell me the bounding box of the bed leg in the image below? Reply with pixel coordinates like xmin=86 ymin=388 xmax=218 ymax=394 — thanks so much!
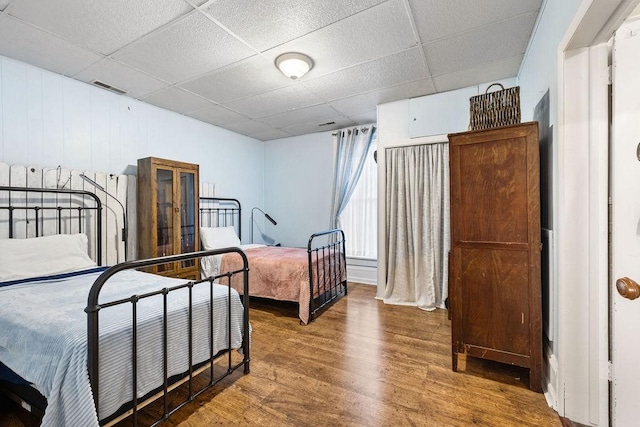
xmin=452 ymin=348 xmax=458 ymax=372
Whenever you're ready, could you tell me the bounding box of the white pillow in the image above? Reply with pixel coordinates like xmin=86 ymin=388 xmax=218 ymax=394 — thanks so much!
xmin=0 ymin=233 xmax=97 ymax=282
xmin=200 ymin=226 xmax=240 ymax=250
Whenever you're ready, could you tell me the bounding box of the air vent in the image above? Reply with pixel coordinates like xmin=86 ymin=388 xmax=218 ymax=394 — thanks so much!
xmin=91 ymin=80 xmax=127 ymax=95
xmin=318 ymin=121 xmax=336 ymax=127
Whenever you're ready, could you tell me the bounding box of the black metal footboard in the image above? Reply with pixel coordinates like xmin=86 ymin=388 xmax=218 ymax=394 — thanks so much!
xmin=86 ymin=249 xmax=250 ymax=426
xmin=307 ymin=229 xmax=347 ymax=322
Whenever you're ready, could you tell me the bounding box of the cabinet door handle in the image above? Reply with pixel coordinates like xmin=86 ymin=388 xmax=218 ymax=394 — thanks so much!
xmin=616 ymin=277 xmax=640 ymax=300
xmin=175 ymin=207 xmax=179 ymax=212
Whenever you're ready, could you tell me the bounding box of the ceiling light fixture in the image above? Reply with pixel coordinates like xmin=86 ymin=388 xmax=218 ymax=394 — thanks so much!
xmin=275 ymin=52 xmax=313 ymax=80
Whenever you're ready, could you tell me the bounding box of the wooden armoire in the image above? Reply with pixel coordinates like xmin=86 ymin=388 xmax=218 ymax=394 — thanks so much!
xmin=447 ymin=122 xmax=542 ymax=392
xmin=137 ymin=157 xmax=200 ymax=280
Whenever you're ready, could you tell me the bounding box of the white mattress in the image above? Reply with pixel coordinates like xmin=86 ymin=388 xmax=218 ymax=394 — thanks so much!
xmin=0 ymin=268 xmax=246 ymax=427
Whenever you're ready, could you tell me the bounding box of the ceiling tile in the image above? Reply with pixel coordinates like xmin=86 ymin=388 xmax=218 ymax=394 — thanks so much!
xmin=204 ymin=0 xmax=387 ymax=52
xmin=179 ymin=55 xmax=290 ymax=103
xmin=112 ymin=11 xmax=255 ymax=83
xmin=0 ymin=16 xmax=102 ymax=77
xmin=186 ymin=104 xmax=248 ymax=126
xmin=409 ymin=0 xmax=543 ymax=43
xmin=329 ymin=78 xmax=435 ymax=116
xmin=282 ymin=118 xmax=356 ymax=137
xmin=225 ymin=84 xmax=326 ymax=118
xmin=348 ymin=109 xmax=377 ymax=124
xmin=142 ymin=86 xmax=214 ymax=114
xmin=261 ymin=0 xmax=417 ymax=79
xmin=74 ymin=58 xmax=169 ymax=99
xmin=424 ymin=12 xmax=537 ymax=76
xmin=246 ymin=128 xmax=293 ymax=141
xmin=221 ymin=119 xmax=274 ymax=135
xmin=7 ymin=0 xmax=194 ymax=55
xmin=302 ymin=47 xmax=428 ymax=102
xmin=432 ymin=55 xmax=523 ymax=92
xmin=258 ymin=104 xmax=342 ymax=128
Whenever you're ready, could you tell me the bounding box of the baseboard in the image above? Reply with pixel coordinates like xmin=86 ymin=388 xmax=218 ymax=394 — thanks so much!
xmin=346 ymin=262 xmax=377 ymax=285
xmin=544 ymin=342 xmax=559 ymax=411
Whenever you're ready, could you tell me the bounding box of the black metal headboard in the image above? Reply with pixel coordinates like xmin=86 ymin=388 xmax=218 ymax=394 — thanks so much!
xmin=0 ymin=186 xmax=104 ymax=264
xmin=199 ymin=197 xmax=242 ymax=240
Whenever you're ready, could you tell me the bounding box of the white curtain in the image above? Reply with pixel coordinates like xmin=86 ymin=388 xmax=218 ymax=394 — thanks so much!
xmin=340 ymin=137 xmax=377 ymax=259
xmin=383 ymin=143 xmax=450 ymax=310
xmin=329 ymin=125 xmax=376 ymax=230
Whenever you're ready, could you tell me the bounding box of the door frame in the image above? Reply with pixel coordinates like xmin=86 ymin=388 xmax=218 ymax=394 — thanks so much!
xmin=558 ymin=42 xmax=609 ymax=426
xmin=557 ymin=0 xmax=640 ymax=424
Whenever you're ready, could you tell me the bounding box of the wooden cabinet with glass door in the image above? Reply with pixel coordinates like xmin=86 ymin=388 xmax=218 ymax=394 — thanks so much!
xmin=137 ymin=157 xmax=200 ymax=280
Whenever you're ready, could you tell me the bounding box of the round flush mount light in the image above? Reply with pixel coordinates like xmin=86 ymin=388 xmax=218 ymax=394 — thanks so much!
xmin=275 ymin=52 xmax=313 ymax=80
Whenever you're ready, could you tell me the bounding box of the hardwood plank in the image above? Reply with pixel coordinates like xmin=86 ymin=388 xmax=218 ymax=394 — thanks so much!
xmin=0 ymin=284 xmax=562 ymax=427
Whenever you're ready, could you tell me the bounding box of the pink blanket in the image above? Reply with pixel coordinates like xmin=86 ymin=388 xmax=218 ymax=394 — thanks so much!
xmin=219 ymin=246 xmax=345 ymax=324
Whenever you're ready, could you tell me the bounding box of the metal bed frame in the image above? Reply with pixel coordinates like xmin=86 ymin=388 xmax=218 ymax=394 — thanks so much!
xmin=306 ymin=228 xmax=348 ymax=321
xmin=199 ymin=196 xmax=347 ymax=322
xmin=0 ymin=186 xmax=251 ymax=426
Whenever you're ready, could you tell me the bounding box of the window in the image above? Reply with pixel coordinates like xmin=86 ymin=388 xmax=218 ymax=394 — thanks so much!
xmin=340 ymin=135 xmax=377 ymax=259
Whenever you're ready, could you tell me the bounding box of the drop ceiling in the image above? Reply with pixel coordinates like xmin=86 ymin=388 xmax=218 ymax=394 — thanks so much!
xmin=0 ymin=0 xmax=543 ymax=141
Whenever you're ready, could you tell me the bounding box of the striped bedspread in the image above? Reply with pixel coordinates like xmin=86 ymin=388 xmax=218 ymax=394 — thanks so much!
xmin=0 ymin=269 xmax=246 ymax=427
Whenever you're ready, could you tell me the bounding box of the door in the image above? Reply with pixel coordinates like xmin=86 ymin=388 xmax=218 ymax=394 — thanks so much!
xmin=448 ymin=124 xmax=541 ymax=392
xmin=154 ymin=165 xmax=176 ymax=274
xmin=178 ymin=168 xmax=197 ymax=271
xmin=152 ymin=165 xmax=199 ymax=277
xmin=611 ymin=20 xmax=640 ymax=426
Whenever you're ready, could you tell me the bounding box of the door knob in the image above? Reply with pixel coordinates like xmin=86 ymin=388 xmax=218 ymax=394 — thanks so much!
xmin=616 ymin=277 xmax=640 ymax=300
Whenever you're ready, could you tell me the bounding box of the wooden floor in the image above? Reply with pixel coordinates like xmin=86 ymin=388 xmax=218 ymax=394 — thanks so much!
xmin=1 ymin=283 xmax=562 ymax=427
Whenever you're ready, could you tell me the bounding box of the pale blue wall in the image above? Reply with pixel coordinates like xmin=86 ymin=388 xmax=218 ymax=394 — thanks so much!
xmin=263 ymin=131 xmax=334 ymax=247
xmin=407 ymin=78 xmax=518 ymax=137
xmin=265 ymin=77 xmax=518 ymax=248
xmin=519 ymin=0 xmax=583 ymax=122
xmin=0 ymin=55 xmax=265 ymax=243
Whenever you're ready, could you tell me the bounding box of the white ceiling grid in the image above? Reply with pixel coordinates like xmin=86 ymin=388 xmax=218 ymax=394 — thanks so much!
xmin=0 ymin=0 xmax=543 ymax=140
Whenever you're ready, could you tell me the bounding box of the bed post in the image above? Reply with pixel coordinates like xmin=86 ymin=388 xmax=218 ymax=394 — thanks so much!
xmin=242 ymin=250 xmax=251 ymax=374
xmin=85 ymin=299 xmax=101 ymax=416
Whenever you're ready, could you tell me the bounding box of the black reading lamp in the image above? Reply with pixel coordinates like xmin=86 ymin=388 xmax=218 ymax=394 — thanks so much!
xmin=250 ymin=207 xmax=277 ymax=244
xmin=80 ymin=174 xmax=128 ymax=261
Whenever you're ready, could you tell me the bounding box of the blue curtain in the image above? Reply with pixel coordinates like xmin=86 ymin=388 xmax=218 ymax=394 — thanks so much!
xmin=329 ymin=125 xmax=376 ymax=230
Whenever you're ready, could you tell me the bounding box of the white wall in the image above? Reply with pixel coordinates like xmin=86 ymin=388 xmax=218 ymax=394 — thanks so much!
xmin=0 ymin=55 xmax=265 ymax=243
xmin=263 ymin=131 xmax=334 ymax=247
xmin=519 ymin=1 xmax=583 ymax=122
xmin=518 ymin=0 xmax=593 ymax=423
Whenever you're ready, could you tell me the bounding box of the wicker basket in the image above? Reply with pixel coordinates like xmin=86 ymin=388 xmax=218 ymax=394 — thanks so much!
xmin=469 ymin=83 xmax=521 ymax=131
